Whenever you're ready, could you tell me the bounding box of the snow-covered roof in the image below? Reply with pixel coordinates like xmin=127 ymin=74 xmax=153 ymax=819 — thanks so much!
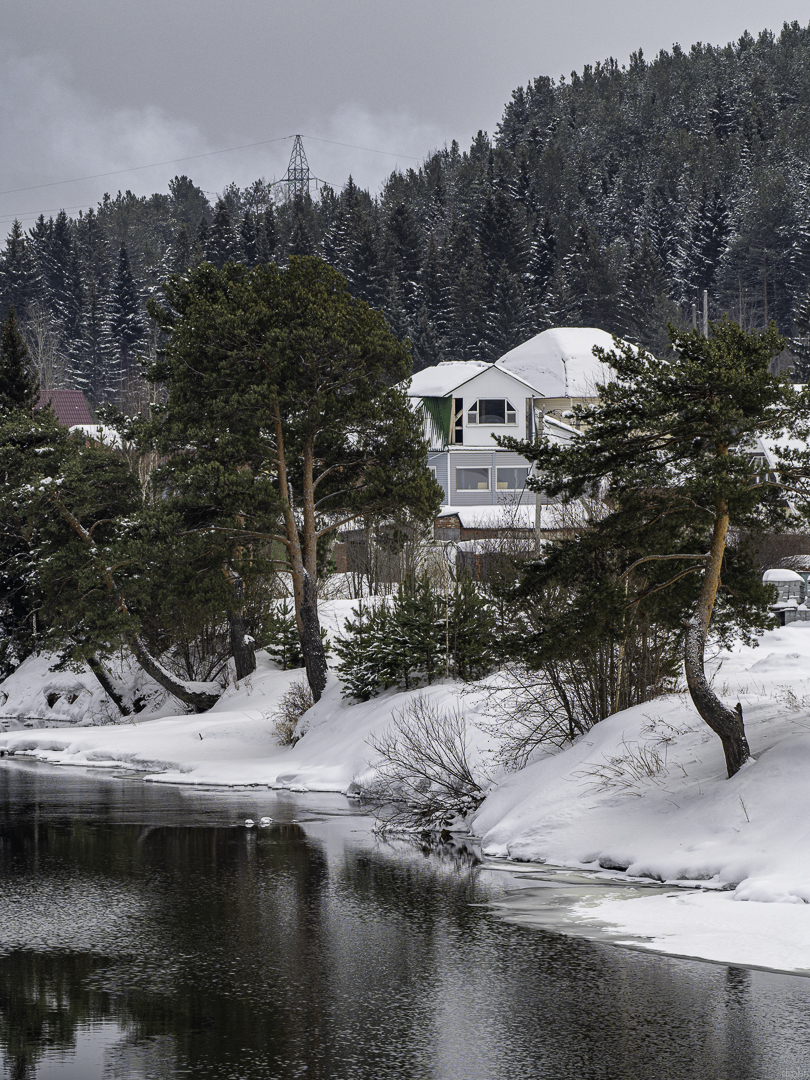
xmin=763 ymin=568 xmax=805 ymax=583
xmin=437 ymin=505 xmax=535 ymax=529
xmin=407 ymin=359 xmax=542 ymax=399
xmin=436 ymin=500 xmax=590 ymax=531
xmin=542 ymin=414 xmax=580 ymax=444
xmin=495 ymin=327 xmax=620 ymax=399
xmin=407 ymin=361 xmax=492 ymax=397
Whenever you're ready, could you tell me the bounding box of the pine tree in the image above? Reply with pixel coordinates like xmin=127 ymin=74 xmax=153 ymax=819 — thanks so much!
xmin=449 ymin=575 xmax=497 ymax=680
xmin=395 ymin=573 xmax=444 ymax=685
xmin=147 ymin=257 xmax=440 ymax=702
xmin=265 ymin=598 xmax=305 ymax=669
xmin=335 ymin=600 xmax=399 ymax=700
xmin=505 ymin=320 xmax=804 ymax=778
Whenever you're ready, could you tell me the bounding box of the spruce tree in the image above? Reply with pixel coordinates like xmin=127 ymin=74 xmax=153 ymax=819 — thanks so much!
xmin=207 ymin=199 xmax=238 ymax=267
xmin=1 ymin=220 xmax=41 ymax=317
xmin=0 ymin=306 xmax=38 ymax=414
xmin=107 ymin=243 xmax=144 ymax=385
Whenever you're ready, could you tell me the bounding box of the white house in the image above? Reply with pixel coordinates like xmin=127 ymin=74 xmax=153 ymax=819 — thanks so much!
xmin=408 ymin=328 xmax=617 ymax=508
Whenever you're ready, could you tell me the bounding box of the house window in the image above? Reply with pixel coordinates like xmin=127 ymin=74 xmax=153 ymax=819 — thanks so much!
xmin=453 ymin=398 xmax=464 ymax=444
xmin=467 ymin=399 xmax=517 ymax=425
xmin=496 ymin=467 xmax=530 ymax=490
xmin=456 ymin=467 xmax=490 ymax=491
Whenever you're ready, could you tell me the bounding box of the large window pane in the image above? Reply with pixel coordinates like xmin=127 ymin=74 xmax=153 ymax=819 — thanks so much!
xmin=497 ymin=467 xmax=529 ymax=490
xmin=456 ymin=467 xmax=490 ymax=491
xmin=479 ymin=399 xmax=506 ymax=424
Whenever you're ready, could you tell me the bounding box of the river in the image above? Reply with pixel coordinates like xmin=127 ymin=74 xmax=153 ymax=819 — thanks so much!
xmin=0 ymin=759 xmax=808 ymax=1079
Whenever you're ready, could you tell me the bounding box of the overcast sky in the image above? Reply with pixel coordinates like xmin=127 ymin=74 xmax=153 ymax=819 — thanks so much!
xmin=0 ymin=1 xmax=807 ymax=230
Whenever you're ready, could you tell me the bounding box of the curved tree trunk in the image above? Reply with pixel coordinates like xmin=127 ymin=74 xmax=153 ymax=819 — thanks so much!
xmin=49 ymin=491 xmax=223 ymax=714
xmin=87 ymin=655 xmax=132 ymax=717
xmin=130 ymin=635 xmax=221 ymax=713
xmin=684 ymin=502 xmax=750 ymax=778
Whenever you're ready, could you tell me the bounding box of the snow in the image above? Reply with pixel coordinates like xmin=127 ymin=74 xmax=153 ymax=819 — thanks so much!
xmin=0 ymin=652 xmax=165 ymax=726
xmin=471 ymin=624 xmax=810 ymax=972
xmin=763 ymin=568 xmax=804 ymax=582
xmin=437 ymin=504 xmax=535 ymax=529
xmin=9 ymin=606 xmax=810 ymax=972
xmin=68 ymin=424 xmax=122 ymax=448
xmin=437 ymin=500 xmax=588 ymax=531
xmin=406 ymin=361 xmax=491 ymax=398
xmin=496 ymin=327 xmax=619 ymax=398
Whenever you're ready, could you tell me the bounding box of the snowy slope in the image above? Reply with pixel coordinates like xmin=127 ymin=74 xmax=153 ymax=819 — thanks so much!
xmin=472 ymin=625 xmax=810 ymax=971
xmin=7 ymin=611 xmax=810 ymax=971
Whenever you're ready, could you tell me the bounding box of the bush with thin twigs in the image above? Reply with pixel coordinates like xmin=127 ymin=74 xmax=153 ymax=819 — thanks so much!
xmin=271 ymin=678 xmax=313 ymax=746
xmin=576 ymin=716 xmax=695 ymax=796
xmin=364 ymin=694 xmax=488 ymax=833
xmin=578 ymin=737 xmax=670 ymax=795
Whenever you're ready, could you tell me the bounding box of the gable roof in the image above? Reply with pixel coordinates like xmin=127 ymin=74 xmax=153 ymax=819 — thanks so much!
xmin=38 ymin=389 xmax=93 ymax=427
xmin=496 ymin=327 xmax=619 ymax=398
xmin=407 ymin=359 xmax=543 ymax=399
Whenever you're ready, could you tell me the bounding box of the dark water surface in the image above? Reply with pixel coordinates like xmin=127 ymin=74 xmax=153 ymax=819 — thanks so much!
xmin=0 ymin=761 xmax=808 ymax=1080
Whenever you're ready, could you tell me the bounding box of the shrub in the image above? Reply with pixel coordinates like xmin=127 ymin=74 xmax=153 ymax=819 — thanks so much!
xmin=271 ymin=678 xmax=313 ymax=745
xmin=364 ymin=694 xmax=488 ymax=832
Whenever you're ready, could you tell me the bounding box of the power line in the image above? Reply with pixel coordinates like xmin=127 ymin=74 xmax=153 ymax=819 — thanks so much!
xmin=0 ymin=135 xmax=295 ymax=198
xmin=300 ymin=134 xmax=421 ymax=161
xmin=0 ymin=132 xmax=427 ymax=223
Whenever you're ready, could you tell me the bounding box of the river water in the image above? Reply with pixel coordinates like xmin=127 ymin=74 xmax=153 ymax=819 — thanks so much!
xmin=0 ymin=760 xmax=809 ymax=1080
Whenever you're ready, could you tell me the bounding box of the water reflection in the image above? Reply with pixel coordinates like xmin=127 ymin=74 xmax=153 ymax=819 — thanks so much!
xmin=0 ymin=762 xmax=809 ymax=1078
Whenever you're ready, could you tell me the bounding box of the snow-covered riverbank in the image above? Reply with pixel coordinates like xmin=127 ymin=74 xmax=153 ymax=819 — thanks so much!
xmin=4 ymin=617 xmax=810 ymax=973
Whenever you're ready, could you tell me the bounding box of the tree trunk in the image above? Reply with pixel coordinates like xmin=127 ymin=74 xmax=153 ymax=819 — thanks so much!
xmin=130 ymin=635 xmax=221 ymax=713
xmin=48 ymin=491 xmax=223 ymax=714
xmin=87 ymin=655 xmax=132 ymax=717
xmin=271 ymin=402 xmax=328 ymax=701
xmin=223 ymin=563 xmax=256 ymax=681
xmin=684 ymin=502 xmax=750 ymax=778
xmin=299 ymin=569 xmax=327 ymax=700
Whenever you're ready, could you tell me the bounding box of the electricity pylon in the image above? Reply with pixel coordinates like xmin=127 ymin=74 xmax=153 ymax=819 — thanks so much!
xmin=282 ymin=135 xmax=312 ymax=199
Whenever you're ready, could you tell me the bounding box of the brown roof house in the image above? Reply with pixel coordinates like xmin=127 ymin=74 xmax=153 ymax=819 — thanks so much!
xmin=38 ymin=389 xmax=93 ymax=427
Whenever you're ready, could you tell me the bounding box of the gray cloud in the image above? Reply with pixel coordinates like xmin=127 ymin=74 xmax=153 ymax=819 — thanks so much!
xmin=0 ymin=0 xmax=808 ymax=226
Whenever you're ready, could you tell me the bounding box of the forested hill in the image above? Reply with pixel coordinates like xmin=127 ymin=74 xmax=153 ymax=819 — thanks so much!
xmin=5 ymin=20 xmax=810 ymax=410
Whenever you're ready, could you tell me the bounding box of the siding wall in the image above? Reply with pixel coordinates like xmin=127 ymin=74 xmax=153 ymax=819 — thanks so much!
xmin=429 ymin=449 xmax=534 ymax=506
xmin=428 ymin=452 xmax=450 ymax=504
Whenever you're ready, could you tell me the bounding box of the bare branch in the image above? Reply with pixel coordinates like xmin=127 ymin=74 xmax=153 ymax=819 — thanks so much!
xmin=620 ymin=552 xmax=708 ymax=580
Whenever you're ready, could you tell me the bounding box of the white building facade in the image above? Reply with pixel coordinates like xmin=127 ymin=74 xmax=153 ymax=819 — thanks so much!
xmin=409 ymin=328 xmax=617 ymax=508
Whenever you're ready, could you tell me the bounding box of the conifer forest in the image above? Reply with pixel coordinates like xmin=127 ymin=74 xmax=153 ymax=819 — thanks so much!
xmin=6 ymin=22 xmax=810 ymax=410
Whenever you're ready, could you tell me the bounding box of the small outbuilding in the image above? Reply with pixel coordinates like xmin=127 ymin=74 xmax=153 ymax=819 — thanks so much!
xmin=38 ymin=389 xmax=92 ymax=427
xmin=763 ymin=567 xmax=806 ymax=604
